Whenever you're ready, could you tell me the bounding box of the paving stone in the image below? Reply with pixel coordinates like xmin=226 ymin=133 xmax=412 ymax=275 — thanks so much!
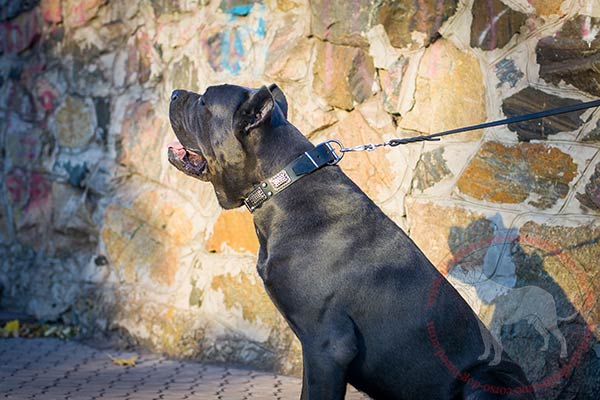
xmin=0 ymin=338 xmax=374 ymax=399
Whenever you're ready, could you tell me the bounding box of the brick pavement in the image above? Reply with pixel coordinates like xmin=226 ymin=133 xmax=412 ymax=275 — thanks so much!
xmin=0 ymin=338 xmax=370 ymax=399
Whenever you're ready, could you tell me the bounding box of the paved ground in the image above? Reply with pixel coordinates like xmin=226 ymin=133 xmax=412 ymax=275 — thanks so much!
xmin=0 ymin=338 xmax=370 ymax=399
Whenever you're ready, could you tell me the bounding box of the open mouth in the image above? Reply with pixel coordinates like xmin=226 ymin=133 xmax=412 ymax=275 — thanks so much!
xmin=167 ymin=140 xmax=208 ymax=179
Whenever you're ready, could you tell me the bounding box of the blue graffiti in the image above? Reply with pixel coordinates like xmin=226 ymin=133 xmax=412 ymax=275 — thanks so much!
xmin=215 ymin=3 xmax=267 ymax=76
xmin=495 ymin=58 xmax=524 ymax=89
xmin=227 ymin=4 xmax=254 ymax=16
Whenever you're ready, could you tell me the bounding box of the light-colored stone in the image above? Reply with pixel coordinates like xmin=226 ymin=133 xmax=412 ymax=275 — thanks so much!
xmin=399 ymin=39 xmax=486 ymax=139
xmin=52 ymin=96 xmax=97 ymax=148
xmin=41 ymin=0 xmax=62 ymax=23
xmin=314 ymin=104 xmax=395 ymax=200
xmin=312 ymin=41 xmax=375 ymax=110
xmin=406 ymin=199 xmax=492 ymax=273
xmin=101 ymin=190 xmax=196 ymax=287
xmin=64 ymin=0 xmax=106 ymax=28
xmin=117 ymin=100 xmax=167 ymax=181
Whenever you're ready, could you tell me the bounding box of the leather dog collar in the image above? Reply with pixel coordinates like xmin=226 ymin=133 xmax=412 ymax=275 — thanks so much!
xmin=243 ymin=141 xmax=343 ymax=212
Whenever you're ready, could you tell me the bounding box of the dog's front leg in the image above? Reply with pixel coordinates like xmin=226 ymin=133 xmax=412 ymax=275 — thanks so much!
xmin=300 ymin=348 xmax=349 ymax=400
xmin=299 ymin=322 xmax=358 ymax=400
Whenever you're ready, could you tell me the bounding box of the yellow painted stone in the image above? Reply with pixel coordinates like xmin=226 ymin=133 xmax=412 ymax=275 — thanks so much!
xmin=528 ymin=0 xmax=564 ymax=16
xmin=399 ymin=39 xmax=486 ymax=139
xmin=211 ymin=271 xmax=280 ymax=325
xmin=207 ymin=209 xmax=259 ymax=254
xmin=54 ymin=96 xmax=95 ymax=148
xmin=456 ymin=142 xmax=577 ymax=208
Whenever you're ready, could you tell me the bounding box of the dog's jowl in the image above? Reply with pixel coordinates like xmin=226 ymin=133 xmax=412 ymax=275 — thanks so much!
xmin=167 ymin=84 xmax=535 ymax=399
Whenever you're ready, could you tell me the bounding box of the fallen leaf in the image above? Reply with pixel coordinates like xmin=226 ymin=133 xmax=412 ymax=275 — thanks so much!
xmin=4 ymin=320 xmax=19 ymax=336
xmin=108 ymin=354 xmax=138 ymax=367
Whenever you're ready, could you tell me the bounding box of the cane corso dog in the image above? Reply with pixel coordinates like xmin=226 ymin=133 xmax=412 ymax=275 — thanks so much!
xmin=167 ymin=84 xmax=535 ymax=399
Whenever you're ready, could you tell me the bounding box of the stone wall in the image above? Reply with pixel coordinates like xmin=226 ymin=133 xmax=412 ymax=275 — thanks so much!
xmin=0 ymin=0 xmax=599 ymax=395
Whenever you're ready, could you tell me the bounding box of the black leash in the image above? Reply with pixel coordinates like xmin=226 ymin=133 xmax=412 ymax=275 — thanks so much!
xmin=333 ymin=98 xmax=600 ymax=155
xmin=244 ymin=98 xmax=600 ymax=212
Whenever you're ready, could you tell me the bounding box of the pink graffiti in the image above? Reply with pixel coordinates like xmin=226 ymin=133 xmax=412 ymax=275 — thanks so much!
xmin=36 ymin=80 xmax=59 ymax=113
xmin=0 ymin=9 xmax=42 ymax=55
xmin=325 ymin=42 xmax=333 ymax=90
xmin=71 ymin=2 xmax=88 ymax=27
xmin=42 ymin=0 xmax=62 ymax=23
xmin=6 ymin=169 xmax=51 ymax=212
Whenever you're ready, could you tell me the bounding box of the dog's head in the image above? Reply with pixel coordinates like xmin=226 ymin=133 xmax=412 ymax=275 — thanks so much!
xmin=168 ymin=84 xmax=292 ymax=209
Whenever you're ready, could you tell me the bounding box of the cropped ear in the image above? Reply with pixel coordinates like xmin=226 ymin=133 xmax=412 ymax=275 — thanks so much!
xmin=268 ymin=83 xmax=288 ymax=118
xmin=235 ymin=86 xmax=274 ymax=134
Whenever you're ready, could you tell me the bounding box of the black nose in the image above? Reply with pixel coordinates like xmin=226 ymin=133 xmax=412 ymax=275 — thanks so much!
xmin=171 ymin=90 xmax=185 ymax=102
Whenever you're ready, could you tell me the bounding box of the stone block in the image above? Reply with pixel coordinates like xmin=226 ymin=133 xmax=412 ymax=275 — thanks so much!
xmin=101 ymin=190 xmax=196 ymax=287
xmin=379 ymin=58 xmax=408 ymax=115
xmin=52 ymin=95 xmax=97 ymax=148
xmin=528 ymin=0 xmax=563 ymax=16
xmin=117 ymin=100 xmax=166 ymax=181
xmin=207 ymin=209 xmax=258 ymax=254
xmin=502 ymin=87 xmax=586 ymax=141
xmin=309 ymin=0 xmax=458 ymax=49
xmin=0 ymin=8 xmax=42 ymax=55
xmin=265 ymin=19 xmax=311 ymax=82
xmin=41 ymin=0 xmax=62 ymax=23
xmin=312 ymin=41 xmax=375 ymax=110
xmin=470 ymin=0 xmax=527 ymax=51
xmin=152 ymin=0 xmax=202 ymax=16
xmin=510 ymin=218 xmax=599 ymax=384
xmin=577 ymin=163 xmax=600 ymax=212
xmin=398 ymin=39 xmax=486 ymax=138
xmin=210 ymin=271 xmax=279 ymax=325
xmin=49 ymin=183 xmax=98 ymax=255
xmin=126 ymin=29 xmax=153 ymax=86
xmin=375 ymin=0 xmax=458 ymax=49
xmin=314 ymin=106 xmax=394 ymax=201
xmin=583 ymin=119 xmax=600 ymax=142
xmin=201 ymin=11 xmax=267 ymax=76
xmin=406 ymin=199 xmax=491 ymax=272
xmin=412 ymin=147 xmax=452 ymax=192
xmin=5 ymin=122 xmax=44 ymax=169
xmin=64 ymin=0 xmax=106 ymax=28
xmin=169 ymin=55 xmax=199 ymax=92
xmin=309 ymin=0 xmax=372 ymax=47
xmin=537 ymin=15 xmax=600 ymax=97
xmin=456 ymin=141 xmax=578 ymax=209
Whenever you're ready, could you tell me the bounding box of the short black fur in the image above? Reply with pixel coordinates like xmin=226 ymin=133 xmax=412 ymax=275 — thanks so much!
xmin=168 ymin=84 xmax=535 ymax=400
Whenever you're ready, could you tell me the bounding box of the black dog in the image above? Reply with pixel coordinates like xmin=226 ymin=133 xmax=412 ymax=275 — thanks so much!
xmin=167 ymin=84 xmax=535 ymax=399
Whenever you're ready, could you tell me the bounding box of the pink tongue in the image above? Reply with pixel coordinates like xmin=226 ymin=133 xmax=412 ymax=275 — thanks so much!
xmin=167 ymin=140 xmax=184 ymax=150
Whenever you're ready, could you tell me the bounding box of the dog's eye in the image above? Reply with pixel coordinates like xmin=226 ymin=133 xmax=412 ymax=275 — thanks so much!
xmin=199 ymin=97 xmax=206 ymax=106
